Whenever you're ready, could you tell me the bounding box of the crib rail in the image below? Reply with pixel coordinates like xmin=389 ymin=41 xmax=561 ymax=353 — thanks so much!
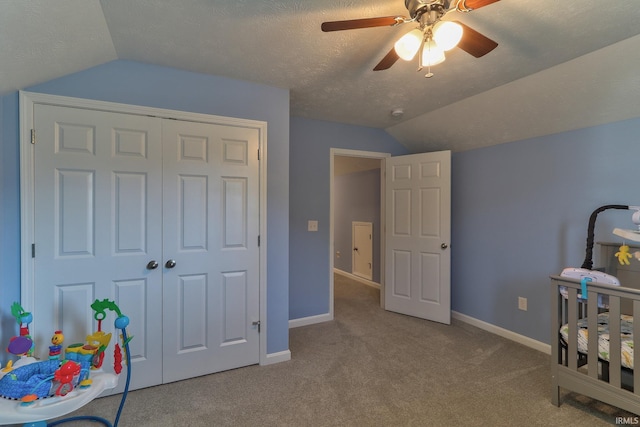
xmin=551 ymin=275 xmax=640 ymax=414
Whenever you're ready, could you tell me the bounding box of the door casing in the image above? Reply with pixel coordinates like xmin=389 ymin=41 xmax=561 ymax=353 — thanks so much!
xmin=330 ymin=148 xmax=390 ymax=319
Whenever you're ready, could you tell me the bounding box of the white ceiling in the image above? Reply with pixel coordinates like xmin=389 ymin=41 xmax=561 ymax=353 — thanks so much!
xmin=2 ymin=0 xmax=640 ymax=152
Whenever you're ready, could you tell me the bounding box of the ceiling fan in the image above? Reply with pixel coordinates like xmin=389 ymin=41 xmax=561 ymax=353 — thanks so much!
xmin=321 ymin=0 xmax=500 ymax=77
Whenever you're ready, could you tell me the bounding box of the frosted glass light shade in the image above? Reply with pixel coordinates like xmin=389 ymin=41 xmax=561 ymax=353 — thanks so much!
xmin=421 ymin=40 xmax=445 ymax=66
xmin=433 ymin=21 xmax=463 ymax=51
xmin=394 ymin=29 xmax=423 ymax=61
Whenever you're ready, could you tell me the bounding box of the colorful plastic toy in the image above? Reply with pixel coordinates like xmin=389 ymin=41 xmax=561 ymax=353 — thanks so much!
xmin=52 ymin=361 xmax=82 ymax=396
xmin=616 ymin=244 xmax=633 ymax=265
xmin=10 ymin=303 xmax=34 ymax=357
xmin=48 ymin=331 xmax=64 ymax=360
xmin=0 ymin=299 xmax=133 ymax=427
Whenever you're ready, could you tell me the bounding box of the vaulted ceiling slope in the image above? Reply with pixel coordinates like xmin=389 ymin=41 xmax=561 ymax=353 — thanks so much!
xmin=2 ymin=1 xmax=640 ymax=152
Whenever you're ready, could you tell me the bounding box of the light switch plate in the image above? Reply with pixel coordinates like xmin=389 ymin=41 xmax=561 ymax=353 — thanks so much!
xmin=518 ymin=297 xmax=527 ymax=311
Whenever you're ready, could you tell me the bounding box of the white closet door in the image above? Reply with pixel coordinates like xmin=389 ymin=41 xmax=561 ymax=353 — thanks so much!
xmin=32 ymin=103 xmax=261 ymax=390
xmin=33 ymin=104 xmax=164 ymax=389
xmin=161 ymin=120 xmax=260 ymax=382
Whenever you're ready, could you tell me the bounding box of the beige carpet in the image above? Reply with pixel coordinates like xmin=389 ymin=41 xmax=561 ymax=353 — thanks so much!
xmin=49 ymin=274 xmax=633 ymax=426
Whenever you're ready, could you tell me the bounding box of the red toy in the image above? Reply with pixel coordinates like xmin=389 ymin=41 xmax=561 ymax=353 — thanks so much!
xmin=53 ymin=360 xmax=81 ymax=396
xmin=113 ymin=344 xmax=122 ymax=375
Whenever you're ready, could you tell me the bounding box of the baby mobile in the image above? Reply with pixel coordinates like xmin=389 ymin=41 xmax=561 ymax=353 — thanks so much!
xmin=615 ymin=244 xmax=640 ymax=265
xmin=614 ymin=206 xmax=640 ymax=266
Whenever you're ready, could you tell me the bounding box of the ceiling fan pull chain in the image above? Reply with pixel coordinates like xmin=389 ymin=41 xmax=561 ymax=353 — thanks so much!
xmin=416 ymin=31 xmax=426 ymax=72
xmin=425 ymin=65 xmax=434 ymax=78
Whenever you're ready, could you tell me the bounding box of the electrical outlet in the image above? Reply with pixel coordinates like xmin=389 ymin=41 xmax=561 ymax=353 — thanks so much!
xmin=308 ymin=220 xmax=318 ymax=232
xmin=518 ymin=297 xmax=528 ymax=311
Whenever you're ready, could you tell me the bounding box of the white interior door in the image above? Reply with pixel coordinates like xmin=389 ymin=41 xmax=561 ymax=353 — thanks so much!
xmin=161 ymin=120 xmax=260 ymax=382
xmin=352 ymin=222 xmax=373 ymax=280
xmin=33 ymin=104 xmax=164 ymax=390
xmin=31 ymin=101 xmax=261 ymax=390
xmin=384 ymin=150 xmax=451 ymax=324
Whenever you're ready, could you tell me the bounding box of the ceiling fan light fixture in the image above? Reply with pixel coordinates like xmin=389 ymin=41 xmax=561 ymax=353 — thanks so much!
xmin=394 ymin=28 xmax=423 ymax=61
xmin=321 ymin=0 xmax=501 ymax=74
xmin=433 ymin=21 xmax=463 ymax=51
xmin=421 ymin=39 xmax=445 ymax=66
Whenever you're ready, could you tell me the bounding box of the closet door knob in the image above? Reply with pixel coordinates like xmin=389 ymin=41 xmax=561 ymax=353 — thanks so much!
xmin=146 ymin=260 xmax=159 ymax=270
xmin=441 ymin=243 xmax=448 ymax=249
xmin=165 ymin=259 xmax=177 ymax=269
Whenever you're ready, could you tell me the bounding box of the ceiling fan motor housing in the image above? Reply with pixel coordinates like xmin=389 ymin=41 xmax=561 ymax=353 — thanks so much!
xmin=405 ymin=0 xmax=451 ymax=20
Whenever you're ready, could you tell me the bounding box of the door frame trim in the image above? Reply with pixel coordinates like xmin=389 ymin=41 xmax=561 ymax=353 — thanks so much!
xmin=19 ymin=90 xmax=269 ymax=364
xmin=329 ymin=148 xmax=390 ymax=318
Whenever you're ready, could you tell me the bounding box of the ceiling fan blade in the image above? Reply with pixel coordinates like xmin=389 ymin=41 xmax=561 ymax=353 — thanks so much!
xmin=458 ymin=0 xmax=500 ymax=11
xmin=321 ymin=16 xmax=403 ymax=32
xmin=373 ymin=48 xmax=400 ymax=71
xmin=455 ymin=21 xmax=498 ymax=58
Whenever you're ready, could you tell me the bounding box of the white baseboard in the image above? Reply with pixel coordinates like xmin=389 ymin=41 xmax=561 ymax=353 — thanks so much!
xmin=262 ymin=349 xmax=291 ymax=365
xmin=334 ymin=268 xmax=381 ymax=289
xmin=289 ymin=312 xmax=333 ymax=329
xmin=452 ymin=311 xmax=551 ymax=355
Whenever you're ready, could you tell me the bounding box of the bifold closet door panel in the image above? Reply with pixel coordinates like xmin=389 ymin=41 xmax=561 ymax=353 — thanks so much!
xmin=33 ymin=103 xmax=164 ymax=391
xmin=160 ymin=119 xmax=261 ymax=383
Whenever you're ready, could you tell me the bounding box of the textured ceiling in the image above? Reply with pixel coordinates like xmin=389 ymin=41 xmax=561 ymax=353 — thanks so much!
xmin=2 ymin=0 xmax=640 ymax=152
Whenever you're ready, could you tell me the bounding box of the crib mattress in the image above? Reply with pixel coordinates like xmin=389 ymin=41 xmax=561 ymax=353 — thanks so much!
xmin=560 ymin=312 xmax=634 ymax=369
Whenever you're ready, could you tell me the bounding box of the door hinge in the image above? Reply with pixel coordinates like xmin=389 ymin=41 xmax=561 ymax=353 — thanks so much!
xmin=31 ymin=129 xmax=35 ymax=145
xmin=257 ymin=148 xmax=260 ymax=160
xmin=31 ymin=243 xmax=35 ymax=258
xmin=258 ymin=235 xmax=260 ymax=247
xmin=252 ymin=320 xmax=261 ymax=332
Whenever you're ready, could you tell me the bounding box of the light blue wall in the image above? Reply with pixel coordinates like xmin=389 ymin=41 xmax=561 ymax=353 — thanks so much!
xmin=0 ymin=93 xmax=21 ymax=367
xmin=290 ymin=113 xmax=640 ymax=346
xmin=334 ymin=169 xmax=381 ymax=283
xmin=3 ymin=59 xmax=639 ymax=361
xmin=0 ymin=60 xmax=290 ymax=357
xmin=452 ymin=117 xmax=639 ymax=344
xmin=289 ymin=117 xmax=407 ymax=319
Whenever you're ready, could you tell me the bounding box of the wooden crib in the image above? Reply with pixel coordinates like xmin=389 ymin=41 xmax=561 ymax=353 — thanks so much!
xmin=551 ymin=275 xmax=640 ymax=414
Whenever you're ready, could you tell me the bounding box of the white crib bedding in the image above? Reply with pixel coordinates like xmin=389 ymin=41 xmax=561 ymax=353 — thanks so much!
xmin=559 ymin=312 xmax=634 ymax=369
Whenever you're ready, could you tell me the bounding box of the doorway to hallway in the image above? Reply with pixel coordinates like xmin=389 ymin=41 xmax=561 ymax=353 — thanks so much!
xmin=330 ymin=149 xmax=387 ymax=317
